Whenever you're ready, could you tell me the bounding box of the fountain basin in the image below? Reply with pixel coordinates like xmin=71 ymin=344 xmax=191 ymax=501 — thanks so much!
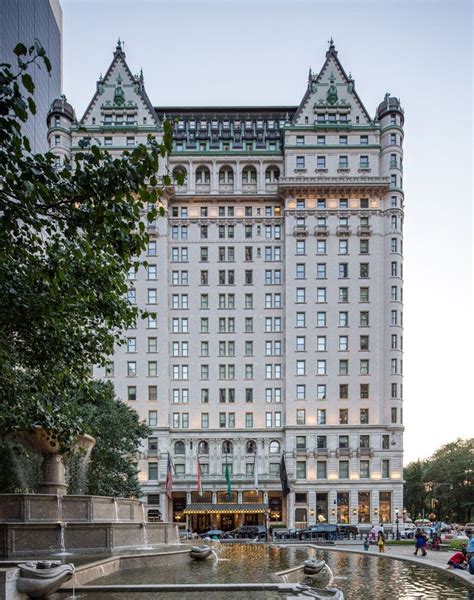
xmin=0 ymin=521 xmax=178 ymax=557
xmin=0 ymin=494 xmax=144 ymax=523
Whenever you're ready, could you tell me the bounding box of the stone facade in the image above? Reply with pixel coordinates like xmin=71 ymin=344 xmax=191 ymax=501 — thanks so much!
xmin=47 ymin=40 xmax=404 ymax=530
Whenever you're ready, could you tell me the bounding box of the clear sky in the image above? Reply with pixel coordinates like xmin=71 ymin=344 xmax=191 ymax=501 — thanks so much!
xmin=61 ymin=0 xmax=473 ymax=465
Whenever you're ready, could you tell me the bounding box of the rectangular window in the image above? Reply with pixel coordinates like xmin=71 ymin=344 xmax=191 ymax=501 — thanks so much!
xmin=317 ymin=461 xmax=327 ymax=479
xmin=317 ymin=384 xmax=326 ymax=400
xmin=148 ymin=463 xmax=158 ymax=480
xmin=317 ymin=409 xmax=326 ymax=424
xmin=339 ymin=409 xmax=348 ymax=424
xmin=360 ymin=359 xmax=369 ymax=375
xmin=360 ymin=408 xmax=369 ymax=424
xmin=148 ymin=411 xmax=158 ymax=426
xmin=296 ymin=156 xmax=305 ymax=169
xmin=339 ymin=461 xmax=349 ymax=479
xmin=296 ymin=461 xmax=307 ymax=479
xmin=296 ymin=408 xmax=306 ymax=425
xmin=360 ymin=460 xmax=370 ymax=478
xmin=339 ymin=239 xmax=348 ymax=255
xmin=382 ymin=459 xmax=390 ymax=478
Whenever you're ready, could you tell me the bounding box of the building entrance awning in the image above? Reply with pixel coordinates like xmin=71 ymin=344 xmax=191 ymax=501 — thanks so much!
xmin=183 ymin=503 xmax=269 ymax=515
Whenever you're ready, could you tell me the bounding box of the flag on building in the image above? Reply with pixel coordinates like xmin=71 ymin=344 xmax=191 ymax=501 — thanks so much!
xmin=254 ymin=450 xmax=259 ymax=492
xmin=197 ymin=454 xmax=203 ymax=496
xmin=165 ymin=452 xmax=173 ymax=499
xmin=225 ymin=456 xmax=231 ymax=499
xmin=279 ymin=454 xmax=290 ymax=497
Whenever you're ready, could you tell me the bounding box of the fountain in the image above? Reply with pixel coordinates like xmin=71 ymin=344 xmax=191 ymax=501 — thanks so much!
xmin=16 ymin=561 xmax=75 ymax=598
xmin=0 ymin=427 xmax=178 ymax=558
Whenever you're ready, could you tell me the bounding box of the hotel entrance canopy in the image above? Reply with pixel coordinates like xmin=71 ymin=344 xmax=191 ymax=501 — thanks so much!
xmin=183 ymin=503 xmax=268 ymax=515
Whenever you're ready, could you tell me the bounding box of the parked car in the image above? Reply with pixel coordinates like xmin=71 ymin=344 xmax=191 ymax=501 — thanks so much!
xmin=231 ymin=525 xmax=267 ymax=539
xmin=199 ymin=529 xmax=232 ymax=540
xmin=298 ymin=524 xmax=338 ymax=541
xmin=337 ymin=525 xmax=359 ymax=539
xmin=273 ymin=527 xmax=299 ymax=540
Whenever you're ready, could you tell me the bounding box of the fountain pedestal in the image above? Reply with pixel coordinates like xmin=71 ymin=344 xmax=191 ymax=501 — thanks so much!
xmin=38 ymin=454 xmax=68 ymax=496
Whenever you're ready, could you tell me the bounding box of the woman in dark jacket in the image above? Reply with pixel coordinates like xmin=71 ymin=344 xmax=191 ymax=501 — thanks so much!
xmin=414 ymin=528 xmax=428 ymax=556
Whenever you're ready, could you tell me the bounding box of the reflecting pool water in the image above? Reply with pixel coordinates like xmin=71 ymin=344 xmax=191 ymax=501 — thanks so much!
xmin=56 ymin=544 xmax=473 ymax=599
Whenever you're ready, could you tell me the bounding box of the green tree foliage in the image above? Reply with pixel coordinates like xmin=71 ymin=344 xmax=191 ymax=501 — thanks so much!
xmin=404 ymin=438 xmax=474 ymax=522
xmin=66 ymin=382 xmax=150 ymax=498
xmin=0 ymin=43 xmax=182 ymax=448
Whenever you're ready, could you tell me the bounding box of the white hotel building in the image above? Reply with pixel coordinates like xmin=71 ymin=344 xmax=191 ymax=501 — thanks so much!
xmin=47 ymin=40 xmax=405 ymax=531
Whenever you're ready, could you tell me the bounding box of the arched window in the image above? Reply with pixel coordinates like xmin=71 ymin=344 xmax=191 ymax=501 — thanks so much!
xmin=222 ymin=440 xmax=233 ymax=455
xmin=246 ymin=440 xmax=256 ymax=454
xmin=219 ymin=166 xmax=234 ymax=184
xmin=198 ymin=440 xmax=209 ymax=455
xmin=196 ymin=166 xmax=210 ymax=184
xmin=269 ymin=440 xmax=280 ymax=454
xmin=174 ymin=441 xmax=185 ymax=455
xmin=265 ymin=166 xmax=280 ymax=183
xmin=242 ymin=166 xmax=257 ymax=184
xmin=173 ymin=166 xmax=187 ymax=184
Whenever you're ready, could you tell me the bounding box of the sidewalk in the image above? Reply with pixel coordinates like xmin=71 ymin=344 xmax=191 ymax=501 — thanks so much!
xmin=315 ymin=540 xmax=474 ymax=588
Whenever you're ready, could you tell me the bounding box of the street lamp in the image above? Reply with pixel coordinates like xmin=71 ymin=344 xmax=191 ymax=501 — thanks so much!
xmin=395 ymin=508 xmax=400 ymax=540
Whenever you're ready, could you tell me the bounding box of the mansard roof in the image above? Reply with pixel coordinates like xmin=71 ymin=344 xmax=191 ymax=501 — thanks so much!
xmin=154 ymin=106 xmax=297 ymax=119
xmin=79 ymin=39 xmax=159 ymax=127
xmin=293 ymin=39 xmax=372 ymax=125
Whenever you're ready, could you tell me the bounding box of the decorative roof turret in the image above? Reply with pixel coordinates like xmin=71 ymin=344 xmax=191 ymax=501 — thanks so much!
xmin=48 ymin=94 xmax=76 ymax=122
xmin=376 ymin=92 xmax=404 ymax=121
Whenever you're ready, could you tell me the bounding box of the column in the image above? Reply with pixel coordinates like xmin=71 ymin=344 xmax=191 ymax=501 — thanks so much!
xmin=350 ymin=489 xmax=358 ymax=525
xmin=211 ymin=159 xmax=217 ymax=195
xmin=308 ymin=488 xmax=317 ymax=526
xmin=188 ymin=160 xmax=195 ymax=193
xmin=258 ymin=160 xmax=265 ymax=193
xmin=372 ymin=489 xmax=380 ymax=526
xmin=329 ymin=489 xmax=337 ymax=524
xmin=288 ymin=492 xmax=295 ymax=527
xmin=235 ymin=161 xmax=242 ymax=194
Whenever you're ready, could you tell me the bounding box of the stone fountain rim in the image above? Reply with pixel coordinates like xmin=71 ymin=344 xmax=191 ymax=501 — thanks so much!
xmin=7 ymin=427 xmax=96 ymax=455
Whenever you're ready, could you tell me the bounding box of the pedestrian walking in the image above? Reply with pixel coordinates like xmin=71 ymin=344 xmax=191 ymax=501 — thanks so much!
xmin=414 ymin=528 xmax=427 ymax=557
xmin=363 ymin=535 xmax=370 ymax=551
xmin=369 ymin=525 xmax=377 ymax=543
xmin=377 ymin=532 xmax=385 ymax=553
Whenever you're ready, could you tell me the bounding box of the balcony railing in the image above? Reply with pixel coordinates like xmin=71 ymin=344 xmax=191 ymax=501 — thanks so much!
xmin=357 ymin=225 xmax=372 ymax=236
xmin=293 ymin=225 xmax=308 ymax=237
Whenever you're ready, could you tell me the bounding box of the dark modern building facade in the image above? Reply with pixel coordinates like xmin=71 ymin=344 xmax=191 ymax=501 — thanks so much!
xmin=0 ymin=0 xmax=62 ymax=153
